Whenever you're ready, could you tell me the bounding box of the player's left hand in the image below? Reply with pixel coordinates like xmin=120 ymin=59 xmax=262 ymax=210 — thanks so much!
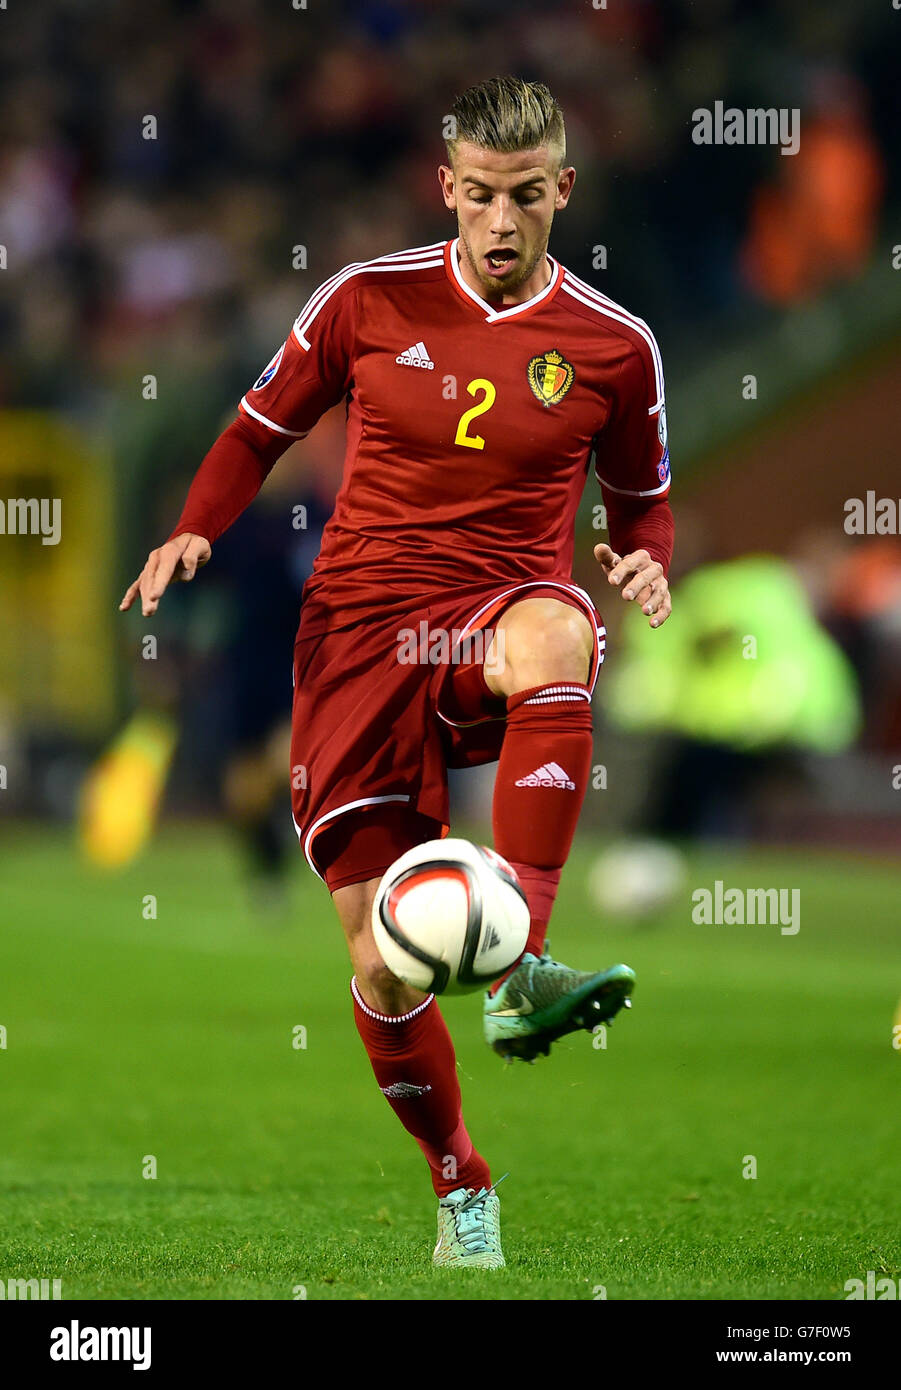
xmin=594 ymin=543 xmax=672 ymax=628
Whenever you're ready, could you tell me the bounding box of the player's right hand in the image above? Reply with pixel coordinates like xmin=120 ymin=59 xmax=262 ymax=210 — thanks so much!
xmin=594 ymin=542 xmax=672 ymax=628
xmin=119 ymin=533 xmax=212 ymax=617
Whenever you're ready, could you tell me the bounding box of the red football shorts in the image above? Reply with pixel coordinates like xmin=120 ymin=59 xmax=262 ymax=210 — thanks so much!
xmin=290 ymin=577 xmax=605 ymax=889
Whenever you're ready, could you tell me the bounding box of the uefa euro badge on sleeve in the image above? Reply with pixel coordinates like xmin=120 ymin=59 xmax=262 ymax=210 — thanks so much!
xmin=656 ymin=402 xmax=670 ymax=482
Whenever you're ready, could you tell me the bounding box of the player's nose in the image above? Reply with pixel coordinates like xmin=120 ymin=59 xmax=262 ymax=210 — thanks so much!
xmin=489 ymin=196 xmax=517 ymax=235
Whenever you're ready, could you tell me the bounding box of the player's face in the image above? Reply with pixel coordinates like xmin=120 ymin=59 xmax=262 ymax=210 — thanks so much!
xmin=439 ymin=142 xmax=575 ymax=304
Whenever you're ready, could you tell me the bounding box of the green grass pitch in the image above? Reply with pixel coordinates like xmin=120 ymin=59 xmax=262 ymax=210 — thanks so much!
xmin=1 ymin=823 xmax=898 ymax=1300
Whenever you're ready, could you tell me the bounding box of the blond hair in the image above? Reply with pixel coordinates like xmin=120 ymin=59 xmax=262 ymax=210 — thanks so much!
xmin=446 ymin=76 xmax=565 ymax=167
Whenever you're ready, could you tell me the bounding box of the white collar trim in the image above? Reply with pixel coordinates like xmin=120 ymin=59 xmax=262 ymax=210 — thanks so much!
xmin=449 ymin=238 xmax=560 ymax=322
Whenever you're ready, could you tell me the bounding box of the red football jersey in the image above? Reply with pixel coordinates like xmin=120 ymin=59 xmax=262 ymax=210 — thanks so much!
xmin=236 ymin=238 xmax=670 ymax=633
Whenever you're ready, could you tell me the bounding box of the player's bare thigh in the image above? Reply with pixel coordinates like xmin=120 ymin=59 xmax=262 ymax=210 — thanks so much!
xmin=331 ymin=878 xmax=429 ymax=1016
xmin=484 ymin=596 xmax=594 ymax=698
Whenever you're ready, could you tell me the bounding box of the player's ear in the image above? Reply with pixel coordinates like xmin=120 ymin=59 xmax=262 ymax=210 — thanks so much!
xmin=555 ymin=166 xmax=576 ymax=210
xmin=438 ymin=164 xmax=457 ymax=211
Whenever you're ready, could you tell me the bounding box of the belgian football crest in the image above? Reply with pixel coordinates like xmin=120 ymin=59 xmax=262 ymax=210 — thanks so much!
xmin=527 ymin=348 xmax=574 ymax=407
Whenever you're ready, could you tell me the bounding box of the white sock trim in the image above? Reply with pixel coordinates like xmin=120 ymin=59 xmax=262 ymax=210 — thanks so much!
xmin=523 ymin=684 xmax=592 ymax=706
xmin=351 ymin=976 xmax=435 ymax=1023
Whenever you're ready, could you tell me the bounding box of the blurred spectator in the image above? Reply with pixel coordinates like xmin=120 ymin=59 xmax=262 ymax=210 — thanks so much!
xmin=740 ymin=70 xmax=884 ymax=304
xmin=0 ymin=0 xmax=893 ymax=418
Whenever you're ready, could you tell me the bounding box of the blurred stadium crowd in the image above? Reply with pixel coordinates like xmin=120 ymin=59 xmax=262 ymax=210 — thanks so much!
xmin=1 ymin=0 xmax=894 ymax=413
xmin=1 ymin=0 xmax=899 ymax=876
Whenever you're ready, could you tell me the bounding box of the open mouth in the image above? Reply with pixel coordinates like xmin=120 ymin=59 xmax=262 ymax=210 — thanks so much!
xmin=484 ymin=248 xmax=518 ymax=277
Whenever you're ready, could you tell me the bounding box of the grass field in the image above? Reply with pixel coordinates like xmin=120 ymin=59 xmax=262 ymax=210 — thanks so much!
xmin=1 ymin=822 xmax=898 ymax=1301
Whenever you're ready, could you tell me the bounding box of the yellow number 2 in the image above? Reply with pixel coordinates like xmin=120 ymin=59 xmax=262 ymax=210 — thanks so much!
xmin=454 ymin=378 xmax=496 ymax=450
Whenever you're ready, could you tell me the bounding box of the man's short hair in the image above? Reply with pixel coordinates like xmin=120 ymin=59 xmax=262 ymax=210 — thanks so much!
xmin=446 ymin=76 xmax=566 ymax=168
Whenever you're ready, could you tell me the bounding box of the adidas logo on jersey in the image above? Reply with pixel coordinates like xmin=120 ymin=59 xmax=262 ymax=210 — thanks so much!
xmin=395 ymin=341 xmax=434 ymax=370
xmin=515 ymin=761 xmax=576 ymax=790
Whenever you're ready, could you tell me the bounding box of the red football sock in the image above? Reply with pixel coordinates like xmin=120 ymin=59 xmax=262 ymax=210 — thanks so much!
xmin=351 ymin=979 xmax=491 ymax=1196
xmin=490 ymin=682 xmax=593 ymax=993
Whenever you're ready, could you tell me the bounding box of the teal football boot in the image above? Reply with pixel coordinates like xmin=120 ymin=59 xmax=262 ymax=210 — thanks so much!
xmin=484 ymin=948 xmax=635 ymax=1062
xmin=432 ymin=1182 xmax=506 ymax=1270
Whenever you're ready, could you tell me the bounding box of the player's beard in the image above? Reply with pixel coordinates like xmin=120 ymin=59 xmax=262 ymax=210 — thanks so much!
xmin=458 ymin=229 xmax=550 ymax=300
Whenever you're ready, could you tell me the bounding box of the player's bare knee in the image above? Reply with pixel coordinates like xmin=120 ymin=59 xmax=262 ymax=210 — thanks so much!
xmin=357 ymin=953 xmax=423 ymax=1015
xmin=491 ymin=599 xmax=592 ymax=694
xmin=351 ymin=937 xmax=428 ymax=1015
xmin=333 ymin=881 xmax=426 ymax=1015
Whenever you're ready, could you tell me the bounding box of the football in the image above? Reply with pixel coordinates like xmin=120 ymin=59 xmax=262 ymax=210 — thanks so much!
xmin=371 ymin=838 xmax=530 ymax=995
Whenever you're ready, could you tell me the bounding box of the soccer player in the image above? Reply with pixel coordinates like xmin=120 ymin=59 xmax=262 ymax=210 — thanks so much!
xmin=120 ymin=76 xmax=674 ymax=1270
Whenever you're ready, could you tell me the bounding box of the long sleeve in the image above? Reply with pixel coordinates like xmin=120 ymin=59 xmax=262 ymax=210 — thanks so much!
xmin=605 ymin=490 xmax=674 ymax=575
xmin=592 ymin=334 xmax=673 ymax=575
xmin=167 ymin=413 xmax=287 ymax=545
xmin=167 ymin=270 xmax=357 ymax=544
